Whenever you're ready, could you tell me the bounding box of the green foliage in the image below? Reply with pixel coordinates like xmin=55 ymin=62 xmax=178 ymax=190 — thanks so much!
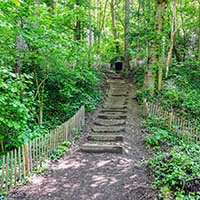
xmin=50 ymin=141 xmax=71 ymax=161
xmin=145 ymin=118 xmax=200 ymax=199
xmin=135 ymin=89 xmax=151 ymax=103
xmin=146 ymin=127 xmax=172 ymax=147
xmin=44 ymin=66 xmax=103 ymax=127
xmin=153 ymin=62 xmax=200 ymax=122
xmin=0 ymin=0 xmax=103 ymax=152
xmin=0 ymin=67 xmax=34 ymax=151
xmin=149 ymin=144 xmax=200 ymax=199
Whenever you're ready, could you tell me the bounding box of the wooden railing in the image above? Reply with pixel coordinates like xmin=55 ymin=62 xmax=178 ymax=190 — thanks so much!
xmin=0 ymin=106 xmax=85 ymax=193
xmin=143 ymin=99 xmax=200 ymax=144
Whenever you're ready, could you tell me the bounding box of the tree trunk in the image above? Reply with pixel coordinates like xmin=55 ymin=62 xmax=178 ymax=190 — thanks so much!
xmin=88 ymin=0 xmax=92 ymax=66
xmin=111 ymin=0 xmax=119 ymax=54
xmin=145 ymin=0 xmax=167 ymax=95
xmin=75 ymin=0 xmax=81 ymax=41
xmin=165 ymin=0 xmax=176 ymax=78
xmin=198 ymin=0 xmax=200 ymax=60
xmin=158 ymin=36 xmax=166 ymax=90
xmin=124 ymin=0 xmax=130 ymax=69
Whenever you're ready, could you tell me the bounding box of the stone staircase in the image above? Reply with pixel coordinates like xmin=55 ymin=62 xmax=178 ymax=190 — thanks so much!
xmin=80 ymin=72 xmax=128 ymax=154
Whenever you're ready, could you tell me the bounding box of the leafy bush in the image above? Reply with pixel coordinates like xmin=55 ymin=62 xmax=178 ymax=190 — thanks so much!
xmin=0 ymin=67 xmax=34 ymax=151
xmin=145 ymin=118 xmax=200 ymax=199
xmin=50 ymin=141 xmax=71 ymax=161
xmin=146 ymin=127 xmax=172 ymax=147
xmin=0 ymin=1 xmax=104 ymax=152
xmin=149 ymin=144 xmax=200 ymax=199
xmin=44 ymin=66 xmax=103 ymax=127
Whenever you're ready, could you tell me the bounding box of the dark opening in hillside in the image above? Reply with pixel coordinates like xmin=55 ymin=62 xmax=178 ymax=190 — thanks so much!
xmin=115 ymin=62 xmax=123 ymax=72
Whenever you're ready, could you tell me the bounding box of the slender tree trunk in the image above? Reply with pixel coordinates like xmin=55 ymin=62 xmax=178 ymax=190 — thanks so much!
xmin=89 ymin=0 xmax=92 ymax=48
xmin=96 ymin=0 xmax=108 ymax=53
xmin=88 ymin=0 xmax=92 ymax=66
xmin=145 ymin=0 xmax=167 ymax=95
xmin=158 ymin=36 xmax=166 ymax=90
xmin=198 ymin=0 xmax=200 ymax=60
xmin=16 ymin=15 xmax=28 ymax=75
xmin=99 ymin=0 xmax=109 ymax=36
xmin=124 ymin=0 xmax=130 ymax=69
xmin=165 ymin=0 xmax=176 ymax=78
xmin=111 ymin=0 xmax=119 ymax=53
xmin=75 ymin=0 xmax=81 ymax=41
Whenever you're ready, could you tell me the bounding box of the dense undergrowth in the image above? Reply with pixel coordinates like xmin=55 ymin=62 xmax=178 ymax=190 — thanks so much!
xmin=0 ymin=1 xmax=104 ymax=153
xmin=133 ymin=59 xmax=200 ymax=199
xmin=135 ymin=60 xmax=200 ymax=122
xmin=0 ymin=65 xmax=103 ymax=153
xmin=145 ymin=117 xmax=200 ymax=199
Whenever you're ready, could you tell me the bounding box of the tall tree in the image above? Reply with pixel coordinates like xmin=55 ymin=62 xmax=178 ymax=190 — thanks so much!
xmin=144 ymin=0 xmax=167 ymax=95
xmin=198 ymin=0 xmax=200 ymax=60
xmin=75 ymin=0 xmax=81 ymax=40
xmin=111 ymin=0 xmax=119 ymax=53
xmin=165 ymin=0 xmax=177 ymax=78
xmin=124 ymin=0 xmax=130 ymax=69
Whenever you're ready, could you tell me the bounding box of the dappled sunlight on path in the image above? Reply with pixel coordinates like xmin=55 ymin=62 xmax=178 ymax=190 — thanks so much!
xmin=9 ymin=72 xmax=155 ymax=200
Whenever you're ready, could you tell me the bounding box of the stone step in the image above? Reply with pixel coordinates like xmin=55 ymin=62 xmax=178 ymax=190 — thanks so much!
xmin=87 ymin=135 xmax=124 ymax=142
xmin=107 ymin=76 xmax=123 ymax=80
xmin=110 ymin=86 xmax=128 ymax=89
xmin=97 ymin=114 xmax=127 ymax=120
xmin=105 ymin=96 xmax=128 ymax=100
xmin=110 ymin=94 xmax=128 ymax=97
xmin=102 ymin=105 xmax=128 ymax=109
xmin=107 ymin=80 xmax=126 ymax=84
xmin=104 ymin=104 xmax=128 ymax=108
xmin=92 ymin=126 xmax=125 ymax=133
xmin=94 ymin=119 xmax=125 ymax=126
xmin=99 ymin=108 xmax=127 ymax=113
xmin=81 ymin=143 xmax=123 ymax=154
xmin=106 ymin=93 xmax=128 ymax=97
xmin=99 ymin=111 xmax=127 ymax=116
xmin=105 ymin=95 xmax=128 ymax=101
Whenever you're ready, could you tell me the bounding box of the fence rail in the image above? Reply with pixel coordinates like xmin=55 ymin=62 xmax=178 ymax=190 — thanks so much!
xmin=143 ymin=99 xmax=200 ymax=144
xmin=0 ymin=106 xmax=85 ymax=193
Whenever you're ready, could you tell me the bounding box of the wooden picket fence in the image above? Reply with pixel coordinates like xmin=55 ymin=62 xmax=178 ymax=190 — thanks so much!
xmin=0 ymin=106 xmax=85 ymax=193
xmin=143 ymin=99 xmax=200 ymax=144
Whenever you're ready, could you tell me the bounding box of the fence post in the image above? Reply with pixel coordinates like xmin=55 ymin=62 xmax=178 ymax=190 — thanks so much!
xmin=23 ymin=143 xmax=29 ymax=177
xmin=65 ymin=122 xmax=69 ymax=141
xmin=168 ymin=112 xmax=173 ymax=130
xmin=1 ymin=155 xmax=5 ymax=191
xmin=81 ymin=106 xmax=85 ymax=127
xmin=143 ymin=99 xmax=148 ymax=118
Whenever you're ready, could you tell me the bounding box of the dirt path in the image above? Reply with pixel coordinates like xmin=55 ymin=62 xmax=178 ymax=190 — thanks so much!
xmin=8 ymin=72 xmax=156 ymax=200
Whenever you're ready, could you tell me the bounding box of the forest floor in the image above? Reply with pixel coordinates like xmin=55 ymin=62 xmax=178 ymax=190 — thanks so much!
xmin=8 ymin=71 xmax=156 ymax=200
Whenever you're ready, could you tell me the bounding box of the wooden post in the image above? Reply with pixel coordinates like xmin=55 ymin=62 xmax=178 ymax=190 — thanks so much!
xmin=143 ymin=99 xmax=148 ymax=118
xmin=81 ymin=106 xmax=84 ymax=127
xmin=38 ymin=137 xmax=42 ymax=168
xmin=53 ymin=129 xmax=56 ymax=150
xmin=9 ymin=151 xmax=13 ymax=189
xmin=36 ymin=138 xmax=39 ymax=170
xmin=49 ymin=131 xmax=52 ymax=154
xmin=18 ymin=147 xmax=21 ymax=181
xmin=45 ymin=134 xmax=48 ymax=158
xmin=77 ymin=109 xmax=80 ymax=130
xmin=32 ymin=139 xmax=36 ymax=169
xmin=23 ymin=144 xmax=29 ymax=177
xmin=41 ymin=135 xmax=44 ymax=159
xmin=29 ymin=141 xmax=32 ymax=172
xmin=65 ymin=122 xmax=69 ymax=141
xmin=5 ymin=153 xmax=9 ymax=193
xmin=14 ymin=149 xmax=17 ymax=187
xmin=168 ymin=112 xmax=173 ymax=130
xmin=1 ymin=155 xmax=5 ymax=191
